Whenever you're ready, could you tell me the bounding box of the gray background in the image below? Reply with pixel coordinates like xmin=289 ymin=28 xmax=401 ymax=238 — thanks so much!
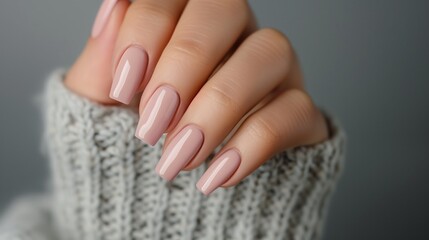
xmin=1 ymin=0 xmax=428 ymax=239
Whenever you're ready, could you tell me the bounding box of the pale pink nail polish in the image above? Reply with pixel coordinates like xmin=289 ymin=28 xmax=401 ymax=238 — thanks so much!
xmin=135 ymin=86 xmax=180 ymax=145
xmin=92 ymin=0 xmax=118 ymax=38
xmin=155 ymin=125 xmax=204 ymax=181
xmin=110 ymin=46 xmax=148 ymax=104
xmin=196 ymin=149 xmax=241 ymax=195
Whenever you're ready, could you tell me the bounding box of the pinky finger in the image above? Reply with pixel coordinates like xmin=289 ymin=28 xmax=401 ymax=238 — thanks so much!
xmin=196 ymin=89 xmax=329 ymax=195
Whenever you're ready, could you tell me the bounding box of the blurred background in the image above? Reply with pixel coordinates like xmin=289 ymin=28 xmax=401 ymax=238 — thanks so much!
xmin=1 ymin=0 xmax=428 ymax=239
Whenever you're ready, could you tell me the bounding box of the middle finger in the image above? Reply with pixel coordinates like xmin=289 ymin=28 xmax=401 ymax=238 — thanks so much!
xmin=135 ymin=0 xmax=251 ymax=145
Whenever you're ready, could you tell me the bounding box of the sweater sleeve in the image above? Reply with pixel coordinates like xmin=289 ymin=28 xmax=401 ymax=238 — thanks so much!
xmin=0 ymin=196 xmax=57 ymax=240
xmin=1 ymin=70 xmax=346 ymax=240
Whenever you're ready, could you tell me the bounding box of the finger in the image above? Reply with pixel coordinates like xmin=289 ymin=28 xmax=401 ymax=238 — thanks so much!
xmin=197 ymin=89 xmax=329 ymax=195
xmin=207 ymin=4 xmax=259 ymax=79
xmin=155 ymin=29 xmax=295 ymax=181
xmin=65 ymin=0 xmax=130 ymax=104
xmin=134 ymin=0 xmax=252 ymax=145
xmin=109 ymin=0 xmax=188 ymax=104
xmin=92 ymin=0 xmax=124 ymax=39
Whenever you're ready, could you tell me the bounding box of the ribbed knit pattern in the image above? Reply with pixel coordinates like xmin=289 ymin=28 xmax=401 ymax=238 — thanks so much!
xmin=0 ymin=70 xmax=345 ymax=240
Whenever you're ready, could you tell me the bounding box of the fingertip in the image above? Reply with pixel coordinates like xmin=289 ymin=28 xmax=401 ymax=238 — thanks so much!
xmin=196 ymin=148 xmax=241 ymax=194
xmin=155 ymin=164 xmax=176 ymax=181
xmin=91 ymin=0 xmax=126 ymax=39
xmin=66 ymin=0 xmax=129 ymax=104
xmin=196 ymin=182 xmax=212 ymax=196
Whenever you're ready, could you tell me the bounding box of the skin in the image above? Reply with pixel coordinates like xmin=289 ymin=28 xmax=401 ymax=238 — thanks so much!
xmin=65 ymin=0 xmax=329 ymax=190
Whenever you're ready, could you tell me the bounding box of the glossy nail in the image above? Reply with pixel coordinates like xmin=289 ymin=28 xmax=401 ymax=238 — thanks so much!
xmin=110 ymin=46 xmax=148 ymax=104
xmin=156 ymin=125 xmax=204 ymax=181
xmin=92 ymin=0 xmax=118 ymax=38
xmin=135 ymin=86 xmax=180 ymax=145
xmin=196 ymin=149 xmax=241 ymax=195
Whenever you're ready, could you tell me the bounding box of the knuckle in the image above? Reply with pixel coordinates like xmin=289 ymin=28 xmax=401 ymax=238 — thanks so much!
xmin=286 ymin=89 xmax=317 ymax=125
xmin=222 ymin=0 xmax=250 ymax=22
xmin=128 ymin=2 xmax=176 ymax=28
xmin=223 ymin=0 xmax=248 ymax=10
xmin=245 ymin=114 xmax=281 ymax=147
xmin=169 ymin=35 xmax=208 ymax=59
xmin=249 ymin=28 xmax=294 ymax=64
xmin=195 ymin=0 xmax=249 ymax=27
xmin=205 ymin=83 xmax=241 ymax=113
xmin=199 ymin=0 xmax=247 ymax=14
xmin=257 ymin=28 xmax=292 ymax=49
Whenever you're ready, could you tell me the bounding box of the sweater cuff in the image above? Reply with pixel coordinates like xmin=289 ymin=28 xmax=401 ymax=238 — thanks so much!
xmin=45 ymin=69 xmax=345 ymax=240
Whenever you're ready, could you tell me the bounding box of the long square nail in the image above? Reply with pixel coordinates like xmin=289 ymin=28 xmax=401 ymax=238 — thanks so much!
xmin=155 ymin=125 xmax=204 ymax=181
xmin=110 ymin=46 xmax=148 ymax=104
xmin=135 ymin=85 xmax=179 ymax=145
xmin=196 ymin=149 xmax=241 ymax=195
xmin=92 ymin=0 xmax=118 ymax=38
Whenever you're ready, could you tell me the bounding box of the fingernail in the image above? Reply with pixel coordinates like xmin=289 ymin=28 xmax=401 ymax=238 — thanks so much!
xmin=110 ymin=46 xmax=148 ymax=104
xmin=135 ymin=86 xmax=180 ymax=145
xmin=196 ymin=149 xmax=241 ymax=195
xmin=92 ymin=0 xmax=118 ymax=38
xmin=156 ymin=125 xmax=204 ymax=181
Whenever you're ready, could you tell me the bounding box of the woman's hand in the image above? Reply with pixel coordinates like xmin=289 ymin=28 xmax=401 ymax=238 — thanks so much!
xmin=65 ymin=0 xmax=329 ymax=195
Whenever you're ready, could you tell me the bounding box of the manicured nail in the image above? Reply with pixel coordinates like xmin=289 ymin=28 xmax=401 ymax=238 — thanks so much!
xmin=135 ymin=86 xmax=180 ymax=145
xmin=110 ymin=46 xmax=148 ymax=104
xmin=92 ymin=0 xmax=118 ymax=38
xmin=196 ymin=149 xmax=241 ymax=195
xmin=156 ymin=125 xmax=204 ymax=181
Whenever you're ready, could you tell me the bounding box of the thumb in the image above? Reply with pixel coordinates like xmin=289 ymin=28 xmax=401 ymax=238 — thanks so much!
xmin=65 ymin=0 xmax=130 ymax=105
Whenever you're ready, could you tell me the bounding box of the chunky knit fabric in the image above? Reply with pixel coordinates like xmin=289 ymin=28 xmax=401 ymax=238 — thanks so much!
xmin=0 ymin=70 xmax=345 ymax=240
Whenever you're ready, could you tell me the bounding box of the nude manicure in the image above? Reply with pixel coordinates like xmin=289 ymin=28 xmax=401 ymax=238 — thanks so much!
xmin=92 ymin=0 xmax=118 ymax=38
xmin=135 ymin=86 xmax=180 ymax=145
xmin=110 ymin=46 xmax=148 ymax=104
xmin=196 ymin=149 xmax=241 ymax=195
xmin=156 ymin=125 xmax=204 ymax=181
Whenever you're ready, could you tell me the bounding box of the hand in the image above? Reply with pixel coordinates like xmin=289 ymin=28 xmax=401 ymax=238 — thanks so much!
xmin=65 ymin=0 xmax=329 ymax=195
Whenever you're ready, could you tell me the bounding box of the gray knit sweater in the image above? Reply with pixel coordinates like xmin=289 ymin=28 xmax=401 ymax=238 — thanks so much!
xmin=0 ymin=70 xmax=345 ymax=240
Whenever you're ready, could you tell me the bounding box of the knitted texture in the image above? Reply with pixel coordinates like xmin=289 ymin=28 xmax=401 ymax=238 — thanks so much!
xmin=0 ymin=196 xmax=56 ymax=240
xmin=0 ymin=70 xmax=345 ymax=240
